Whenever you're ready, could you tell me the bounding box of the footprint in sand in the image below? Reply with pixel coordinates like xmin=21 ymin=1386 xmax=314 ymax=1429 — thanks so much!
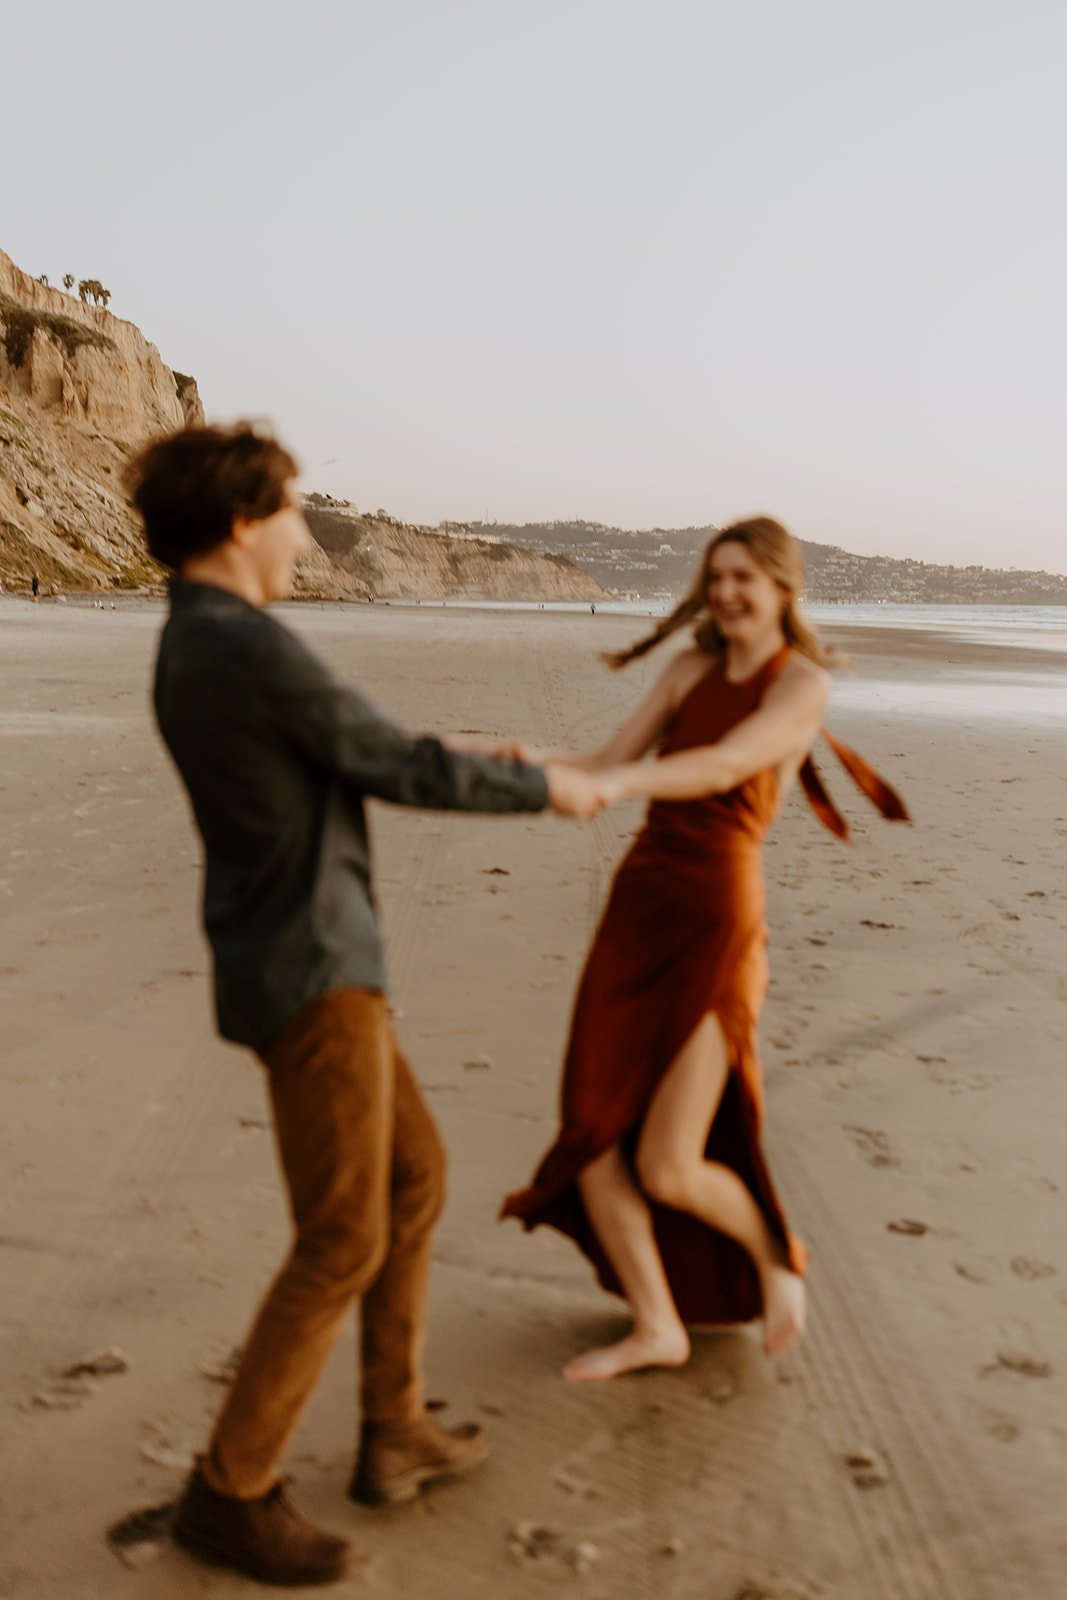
xmin=1009 ymin=1257 xmax=1056 ymax=1281
xmin=844 ymin=1126 xmax=898 ymax=1168
xmin=982 ymin=1410 xmax=1022 ymax=1443
xmin=551 ymin=1430 xmax=615 ymax=1499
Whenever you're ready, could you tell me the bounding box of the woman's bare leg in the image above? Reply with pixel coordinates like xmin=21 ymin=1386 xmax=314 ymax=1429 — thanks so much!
xmin=636 ymin=1014 xmax=806 ymax=1356
xmin=564 ymin=1146 xmax=690 ymax=1382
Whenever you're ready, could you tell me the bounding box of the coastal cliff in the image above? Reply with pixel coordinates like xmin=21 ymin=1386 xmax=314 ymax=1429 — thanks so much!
xmin=0 ymin=247 xmax=604 ymax=602
xmin=0 ymin=248 xmax=204 ymax=590
xmin=300 ymin=497 xmax=604 ymax=602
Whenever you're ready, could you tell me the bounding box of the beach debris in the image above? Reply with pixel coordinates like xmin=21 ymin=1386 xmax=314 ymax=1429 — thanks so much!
xmin=27 ymin=1377 xmax=96 ymax=1411
xmin=1009 ymin=1257 xmax=1055 ymax=1281
xmin=859 ymin=919 xmax=896 ymax=930
xmin=199 ymin=1344 xmax=243 ymax=1385
xmin=703 ymin=1369 xmax=737 ymax=1403
xmin=482 ymin=867 xmax=511 ymax=876
xmin=106 ymin=1501 xmax=175 ymax=1568
xmin=508 ymin=1522 xmax=601 ymax=1575
xmin=887 ymin=1218 xmax=929 ymax=1237
xmin=982 ymin=1351 xmax=1052 ymax=1380
xmin=62 ymin=1346 xmax=130 ymax=1379
xmin=463 ymin=1055 xmax=493 ymax=1071
xmin=140 ymin=1420 xmax=195 ymax=1470
xmin=845 ymin=1447 xmax=891 ymax=1489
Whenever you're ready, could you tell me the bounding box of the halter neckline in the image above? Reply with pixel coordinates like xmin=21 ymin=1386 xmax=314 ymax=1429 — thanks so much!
xmin=720 ymin=641 xmax=791 ymax=688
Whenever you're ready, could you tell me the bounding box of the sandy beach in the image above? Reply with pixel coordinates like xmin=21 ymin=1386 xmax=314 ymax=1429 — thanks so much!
xmin=1 ymin=599 xmax=1064 ymax=1600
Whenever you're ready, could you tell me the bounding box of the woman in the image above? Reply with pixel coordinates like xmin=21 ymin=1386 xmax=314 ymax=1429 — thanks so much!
xmin=502 ymin=517 xmax=907 ymax=1382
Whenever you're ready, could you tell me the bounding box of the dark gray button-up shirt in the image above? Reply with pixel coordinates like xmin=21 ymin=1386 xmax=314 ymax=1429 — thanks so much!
xmin=154 ymin=580 xmax=548 ymax=1050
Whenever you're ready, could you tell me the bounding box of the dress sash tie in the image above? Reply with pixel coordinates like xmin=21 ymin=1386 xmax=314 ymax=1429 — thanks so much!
xmin=799 ymin=730 xmax=910 ymax=840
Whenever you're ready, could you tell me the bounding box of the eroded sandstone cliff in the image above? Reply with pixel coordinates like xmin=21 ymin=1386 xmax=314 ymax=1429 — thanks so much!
xmin=0 ymin=249 xmax=204 ymax=589
xmin=301 ymin=498 xmax=604 ymax=602
xmin=0 ymin=248 xmax=603 ymax=602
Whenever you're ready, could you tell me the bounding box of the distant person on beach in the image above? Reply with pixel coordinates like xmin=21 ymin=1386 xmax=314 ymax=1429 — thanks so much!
xmin=31 ymin=572 xmax=40 ymax=601
xmin=127 ymin=422 xmax=607 ymax=1587
xmin=503 ymin=518 xmax=908 ymax=1381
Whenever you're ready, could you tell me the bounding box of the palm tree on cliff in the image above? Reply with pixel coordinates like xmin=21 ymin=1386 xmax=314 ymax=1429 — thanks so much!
xmin=38 ymin=274 xmax=50 ymax=286
xmin=63 ymin=274 xmax=74 ymax=293
xmin=100 ymin=287 xmax=111 ymax=309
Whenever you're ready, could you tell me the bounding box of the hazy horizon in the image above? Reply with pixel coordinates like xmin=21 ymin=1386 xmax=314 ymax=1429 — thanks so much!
xmin=5 ymin=1 xmax=1065 ymax=571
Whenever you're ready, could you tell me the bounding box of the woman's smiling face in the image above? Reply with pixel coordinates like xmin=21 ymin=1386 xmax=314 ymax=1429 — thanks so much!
xmin=705 ymin=539 xmax=786 ymax=644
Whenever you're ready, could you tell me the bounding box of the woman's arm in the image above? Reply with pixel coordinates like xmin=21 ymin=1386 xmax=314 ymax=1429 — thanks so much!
xmin=518 ymin=650 xmax=709 ymax=772
xmin=604 ymin=657 xmax=831 ymax=802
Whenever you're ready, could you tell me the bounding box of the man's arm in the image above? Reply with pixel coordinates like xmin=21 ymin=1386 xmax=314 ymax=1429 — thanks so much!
xmin=262 ymin=627 xmax=550 ymax=813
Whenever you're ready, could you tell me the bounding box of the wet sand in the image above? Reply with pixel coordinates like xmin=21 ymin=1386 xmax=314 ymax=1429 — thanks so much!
xmin=1 ymin=600 xmax=1064 ymax=1599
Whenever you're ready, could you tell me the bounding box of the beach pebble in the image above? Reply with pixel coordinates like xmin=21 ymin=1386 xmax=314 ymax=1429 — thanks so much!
xmin=508 ymin=1522 xmax=600 ymax=1574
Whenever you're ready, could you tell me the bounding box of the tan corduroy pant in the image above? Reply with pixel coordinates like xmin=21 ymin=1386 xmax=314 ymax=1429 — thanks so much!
xmin=201 ymin=989 xmax=446 ymax=1500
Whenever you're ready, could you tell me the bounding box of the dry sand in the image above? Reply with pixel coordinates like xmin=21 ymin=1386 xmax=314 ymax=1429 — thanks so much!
xmin=1 ymin=598 xmax=1065 ymax=1600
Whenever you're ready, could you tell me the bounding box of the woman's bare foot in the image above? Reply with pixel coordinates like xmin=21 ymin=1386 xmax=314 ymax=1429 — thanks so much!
xmin=761 ymin=1265 xmax=807 ymax=1355
xmin=562 ymin=1324 xmax=691 ymax=1383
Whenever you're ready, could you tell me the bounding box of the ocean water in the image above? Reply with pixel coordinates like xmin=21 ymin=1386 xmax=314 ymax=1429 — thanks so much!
xmin=806 ymin=602 xmax=1067 ymax=652
xmin=407 ymin=596 xmax=1067 ymax=646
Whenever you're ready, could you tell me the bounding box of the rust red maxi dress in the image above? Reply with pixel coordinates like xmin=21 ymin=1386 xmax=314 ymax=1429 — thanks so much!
xmin=502 ymin=645 xmax=907 ymax=1327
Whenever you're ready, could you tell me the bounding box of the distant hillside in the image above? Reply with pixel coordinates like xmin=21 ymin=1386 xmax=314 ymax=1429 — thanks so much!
xmin=474 ymin=520 xmax=1067 ymax=605
xmin=301 ymin=496 xmax=604 ymax=602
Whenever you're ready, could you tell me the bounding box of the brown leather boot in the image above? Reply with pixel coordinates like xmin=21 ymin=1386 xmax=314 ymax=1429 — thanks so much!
xmin=173 ymin=1465 xmax=354 ymax=1586
xmin=348 ymin=1414 xmax=491 ymax=1506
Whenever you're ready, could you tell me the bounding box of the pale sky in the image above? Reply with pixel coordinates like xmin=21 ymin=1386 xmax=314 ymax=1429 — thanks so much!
xmin=5 ymin=1 xmax=1065 ymax=570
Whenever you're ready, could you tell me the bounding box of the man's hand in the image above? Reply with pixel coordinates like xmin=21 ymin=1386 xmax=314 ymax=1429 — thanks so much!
xmin=545 ymin=763 xmax=608 ymax=817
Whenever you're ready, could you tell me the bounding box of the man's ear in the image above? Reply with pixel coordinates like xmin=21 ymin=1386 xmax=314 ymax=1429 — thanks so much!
xmin=230 ymin=516 xmax=258 ymax=550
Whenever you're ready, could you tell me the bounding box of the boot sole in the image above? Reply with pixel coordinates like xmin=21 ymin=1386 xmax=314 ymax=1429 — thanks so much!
xmin=172 ymin=1519 xmax=352 ymax=1587
xmin=349 ymin=1437 xmax=492 ymax=1507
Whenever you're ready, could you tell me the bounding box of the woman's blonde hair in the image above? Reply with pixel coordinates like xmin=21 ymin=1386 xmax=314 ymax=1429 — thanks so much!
xmin=604 ymin=515 xmax=837 ymax=670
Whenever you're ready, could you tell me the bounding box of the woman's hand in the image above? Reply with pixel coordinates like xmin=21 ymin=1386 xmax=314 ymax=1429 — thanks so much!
xmin=545 ymin=763 xmax=608 ymax=817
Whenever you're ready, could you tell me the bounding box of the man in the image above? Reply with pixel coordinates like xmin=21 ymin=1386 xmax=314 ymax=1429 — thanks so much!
xmin=126 ymin=423 xmax=605 ymax=1587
